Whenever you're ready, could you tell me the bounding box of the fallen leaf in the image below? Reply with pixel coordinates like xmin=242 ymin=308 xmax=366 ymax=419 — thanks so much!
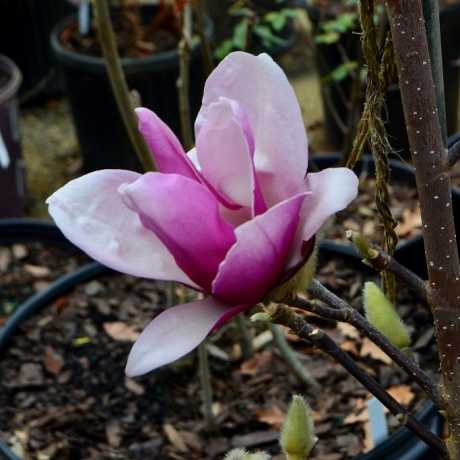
xmin=24 ymin=264 xmax=51 ymax=278
xmin=106 ymin=420 xmax=123 ymax=447
xmin=240 ymin=350 xmax=273 ymax=376
xmin=125 ymin=377 xmax=145 ymax=395
xmin=256 ymin=405 xmax=285 ymax=429
xmin=340 ymin=340 xmax=359 ymax=355
xmin=103 ymin=322 xmax=139 ymax=342
xmin=43 ymin=347 xmax=65 ymax=375
xmin=387 ymin=384 xmax=415 ymax=406
xmin=360 ymin=338 xmax=392 ymax=364
xmin=163 ymin=423 xmax=187 ymax=453
xmin=337 ymin=322 xmax=360 ymax=340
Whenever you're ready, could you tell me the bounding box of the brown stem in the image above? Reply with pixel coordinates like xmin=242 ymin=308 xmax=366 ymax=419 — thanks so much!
xmin=177 ymin=3 xmax=194 ymax=150
xmin=348 ymin=231 xmax=429 ymax=305
xmin=386 ymin=1 xmax=460 ymax=456
xmin=93 ymin=0 xmax=155 ymax=172
xmin=302 ymin=279 xmax=441 ymax=408
xmin=271 ymin=304 xmax=447 ymax=458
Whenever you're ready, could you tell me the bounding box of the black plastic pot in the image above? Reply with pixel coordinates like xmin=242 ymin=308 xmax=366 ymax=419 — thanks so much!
xmin=0 ymin=220 xmax=442 ymax=459
xmin=51 ymin=14 xmax=213 ymax=172
xmin=306 ymin=2 xmax=460 ymax=154
xmin=0 ymin=56 xmax=25 ymax=218
xmin=0 ymin=0 xmax=76 ymax=103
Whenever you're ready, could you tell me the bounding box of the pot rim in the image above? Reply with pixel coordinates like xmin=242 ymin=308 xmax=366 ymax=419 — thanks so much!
xmin=0 ymin=55 xmax=22 ymax=105
xmin=50 ymin=14 xmax=213 ymax=74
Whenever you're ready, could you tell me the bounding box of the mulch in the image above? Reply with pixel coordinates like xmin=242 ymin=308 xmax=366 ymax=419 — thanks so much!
xmin=0 ymin=239 xmax=439 ymax=460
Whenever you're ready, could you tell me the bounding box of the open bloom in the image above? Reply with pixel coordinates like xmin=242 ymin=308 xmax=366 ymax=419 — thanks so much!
xmin=47 ymin=52 xmax=358 ymax=376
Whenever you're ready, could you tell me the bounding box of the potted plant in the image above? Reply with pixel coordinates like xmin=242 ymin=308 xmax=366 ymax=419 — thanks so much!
xmin=51 ymin=0 xmax=213 ymax=172
xmin=305 ymin=0 xmax=460 ymax=154
xmin=0 ymin=0 xmax=76 ymax=103
xmin=0 ymin=55 xmax=25 ymax=218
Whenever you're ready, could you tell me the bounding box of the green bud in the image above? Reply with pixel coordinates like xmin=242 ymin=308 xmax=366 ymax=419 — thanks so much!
xmin=250 ymin=312 xmax=273 ymax=323
xmin=280 ymin=395 xmax=317 ymax=460
xmin=363 ymin=281 xmax=411 ymax=349
xmin=224 ymin=449 xmax=271 ymax=460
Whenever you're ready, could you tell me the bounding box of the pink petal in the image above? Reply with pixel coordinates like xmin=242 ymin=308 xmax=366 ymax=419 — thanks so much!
xmin=46 ymin=170 xmax=196 ymax=286
xmin=120 ymin=173 xmax=236 ymax=291
xmin=136 ymin=107 xmax=198 ymax=180
xmin=125 ymin=297 xmax=230 ymax=376
xmin=201 ymin=52 xmax=308 ymax=206
xmin=195 ymin=97 xmax=266 ymax=215
xmin=288 ymin=168 xmax=359 ymax=268
xmin=212 ymin=193 xmax=309 ymax=305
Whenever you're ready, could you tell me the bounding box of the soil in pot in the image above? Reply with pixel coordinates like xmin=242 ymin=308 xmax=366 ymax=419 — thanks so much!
xmin=61 ymin=3 xmax=181 ymax=59
xmin=0 ymin=244 xmax=440 ymax=459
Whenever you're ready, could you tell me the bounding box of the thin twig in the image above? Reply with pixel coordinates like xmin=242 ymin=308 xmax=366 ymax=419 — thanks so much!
xmin=270 ymin=304 xmax=447 ymax=458
xmin=93 ymin=0 xmax=155 ymax=172
xmin=271 ymin=324 xmax=320 ymax=391
xmin=348 ymin=231 xmax=429 ymax=305
xmin=297 ymin=279 xmax=441 ymax=408
xmin=198 ymin=341 xmax=217 ymax=432
xmin=177 ymin=3 xmax=194 ymax=150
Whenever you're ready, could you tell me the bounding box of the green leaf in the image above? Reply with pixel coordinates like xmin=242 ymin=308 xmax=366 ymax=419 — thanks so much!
xmin=214 ymin=39 xmax=235 ymax=61
xmin=253 ymin=24 xmax=287 ymax=48
xmin=233 ymin=19 xmax=249 ymax=50
xmin=315 ymin=32 xmax=340 ymax=44
xmin=229 ymin=7 xmax=254 ymax=18
xmin=321 ymin=12 xmax=358 ymax=34
xmin=324 ymin=61 xmax=358 ymax=83
xmin=264 ymin=11 xmax=287 ymax=31
xmin=363 ymin=282 xmax=411 ymax=349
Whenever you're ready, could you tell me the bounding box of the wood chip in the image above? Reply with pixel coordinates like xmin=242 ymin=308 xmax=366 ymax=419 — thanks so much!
xmin=163 ymin=423 xmax=187 ymax=453
xmin=387 ymin=384 xmax=415 ymax=406
xmin=43 ymin=346 xmax=65 ymax=375
xmin=256 ymin=405 xmax=285 ymax=429
xmin=24 ymin=264 xmax=51 ymax=277
xmin=360 ymin=338 xmax=392 ymax=364
xmin=103 ymin=322 xmax=139 ymax=342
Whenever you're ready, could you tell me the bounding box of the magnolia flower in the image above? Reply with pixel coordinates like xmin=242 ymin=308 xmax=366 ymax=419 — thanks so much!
xmin=47 ymin=52 xmax=358 ymax=376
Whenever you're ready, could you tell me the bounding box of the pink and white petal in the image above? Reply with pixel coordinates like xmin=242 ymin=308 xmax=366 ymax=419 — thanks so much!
xmin=125 ymin=297 xmax=231 ymax=376
xmin=196 ymin=98 xmax=266 ymax=214
xmin=46 ymin=170 xmax=196 ymax=286
xmin=120 ymin=172 xmax=236 ymax=291
xmin=288 ymin=167 xmax=359 ymax=268
xmin=136 ymin=107 xmax=198 ymax=180
xmin=201 ymin=52 xmax=308 ymax=206
xmin=212 ymin=192 xmax=309 ymax=305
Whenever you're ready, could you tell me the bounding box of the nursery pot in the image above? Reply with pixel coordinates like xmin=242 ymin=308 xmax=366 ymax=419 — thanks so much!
xmin=0 ymin=55 xmax=25 ymax=218
xmin=51 ymin=14 xmax=213 ymax=172
xmin=0 ymin=222 xmax=442 ymax=459
xmin=306 ymin=2 xmax=460 ymax=154
xmin=0 ymin=0 xmax=75 ymax=103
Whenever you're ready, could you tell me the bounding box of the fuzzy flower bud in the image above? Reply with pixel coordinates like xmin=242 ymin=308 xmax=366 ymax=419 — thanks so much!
xmin=280 ymin=395 xmax=317 ymax=460
xmin=363 ymin=281 xmax=411 ymax=349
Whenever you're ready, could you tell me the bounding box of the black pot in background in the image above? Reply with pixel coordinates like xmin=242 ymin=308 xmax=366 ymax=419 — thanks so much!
xmin=0 ymin=0 xmax=76 ymax=104
xmin=306 ymin=3 xmax=460 ymax=155
xmin=51 ymin=14 xmax=213 ymax=173
xmin=0 ymin=55 xmax=25 ymax=218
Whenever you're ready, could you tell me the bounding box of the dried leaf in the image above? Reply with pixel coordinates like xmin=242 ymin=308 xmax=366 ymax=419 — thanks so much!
xmin=340 ymin=340 xmax=359 ymax=355
xmin=125 ymin=377 xmax=145 ymax=395
xmin=256 ymin=405 xmax=285 ymax=429
xmin=240 ymin=350 xmax=273 ymax=376
xmin=103 ymin=322 xmax=139 ymax=342
xmin=387 ymin=385 xmax=415 ymax=406
xmin=360 ymin=338 xmax=392 ymax=364
xmin=337 ymin=323 xmax=360 ymax=340
xmin=163 ymin=423 xmax=187 ymax=452
xmin=43 ymin=347 xmax=65 ymax=375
